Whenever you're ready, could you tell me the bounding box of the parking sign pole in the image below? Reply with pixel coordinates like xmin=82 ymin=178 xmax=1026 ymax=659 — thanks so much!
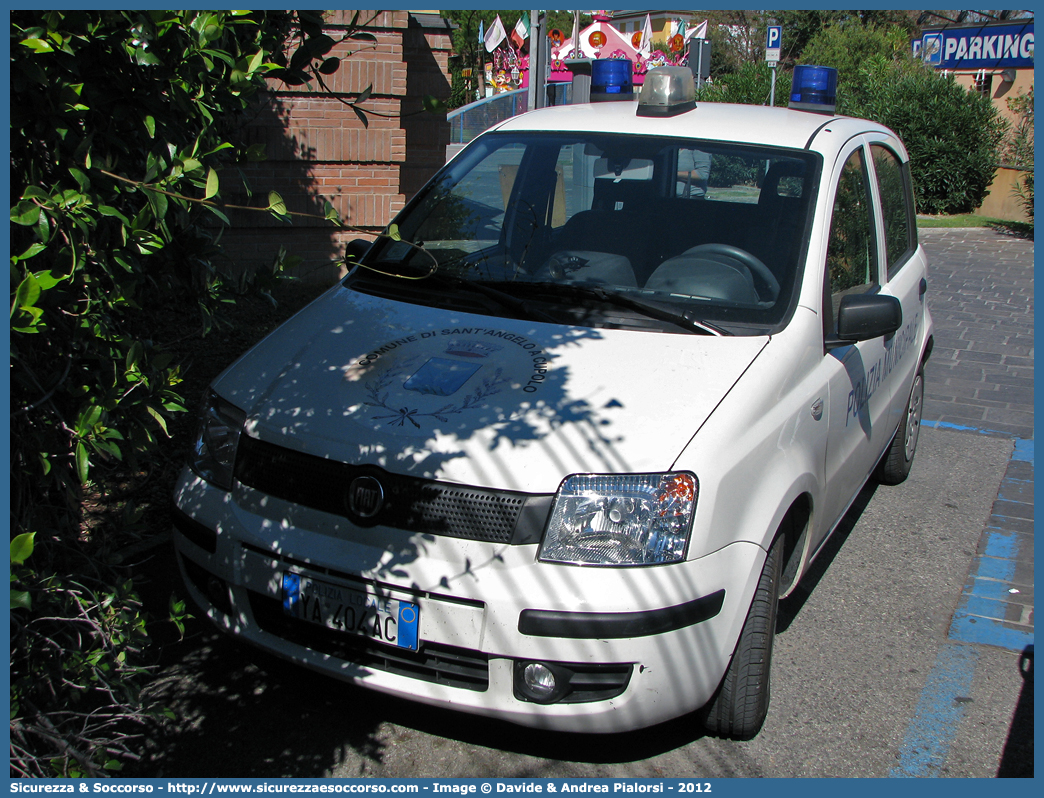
xmin=765 ymin=25 xmax=781 ymax=106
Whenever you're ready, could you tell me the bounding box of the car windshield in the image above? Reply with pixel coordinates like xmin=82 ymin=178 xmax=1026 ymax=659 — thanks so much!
xmin=351 ymin=132 xmax=821 ymax=334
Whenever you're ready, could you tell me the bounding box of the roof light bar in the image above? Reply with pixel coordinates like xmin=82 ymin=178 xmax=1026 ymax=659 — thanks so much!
xmin=637 ymin=67 xmax=696 ymax=117
xmin=788 ymin=65 xmax=838 ymax=115
xmin=591 ymin=58 xmax=634 ymax=103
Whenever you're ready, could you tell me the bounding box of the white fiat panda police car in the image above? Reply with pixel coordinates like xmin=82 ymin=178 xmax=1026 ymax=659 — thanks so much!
xmin=173 ymin=66 xmax=933 ymax=739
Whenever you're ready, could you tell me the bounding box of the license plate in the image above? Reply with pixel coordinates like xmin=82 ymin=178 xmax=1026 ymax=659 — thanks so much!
xmin=281 ymin=573 xmax=419 ymax=651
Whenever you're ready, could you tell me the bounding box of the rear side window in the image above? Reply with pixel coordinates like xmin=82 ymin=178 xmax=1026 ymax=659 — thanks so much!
xmin=871 ymin=144 xmax=914 ymax=279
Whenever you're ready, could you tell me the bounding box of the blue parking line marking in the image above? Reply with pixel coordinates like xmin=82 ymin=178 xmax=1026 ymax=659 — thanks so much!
xmin=949 ymin=614 xmax=1033 ymax=651
xmin=965 ymin=576 xmax=1025 ymax=602
xmin=982 ymin=530 xmax=1018 ymax=559
xmin=971 ymin=554 xmax=1017 ymax=582
xmin=889 ymin=425 xmax=1033 ymax=776
xmin=922 ymin=419 xmax=1021 ymax=438
xmin=960 ymin=594 xmax=1014 ymax=621
xmin=1012 ymin=438 xmax=1034 ymax=462
xmin=889 ymin=644 xmax=978 ymax=777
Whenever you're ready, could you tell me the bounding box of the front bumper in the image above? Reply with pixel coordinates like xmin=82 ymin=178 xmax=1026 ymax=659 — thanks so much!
xmin=172 ymin=467 xmax=766 ymax=733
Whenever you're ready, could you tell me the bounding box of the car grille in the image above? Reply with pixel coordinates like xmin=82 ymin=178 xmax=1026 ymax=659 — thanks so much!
xmin=234 ymin=434 xmax=551 ymax=544
xmin=247 ymin=591 xmax=489 ymax=691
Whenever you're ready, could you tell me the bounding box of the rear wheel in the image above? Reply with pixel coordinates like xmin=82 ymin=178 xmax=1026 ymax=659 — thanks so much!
xmin=874 ymin=366 xmax=924 ymax=485
xmin=699 ymin=535 xmax=783 ymax=740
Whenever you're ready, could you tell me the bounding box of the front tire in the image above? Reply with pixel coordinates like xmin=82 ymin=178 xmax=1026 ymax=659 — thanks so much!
xmin=874 ymin=366 xmax=925 ymax=485
xmin=699 ymin=535 xmax=783 ymax=740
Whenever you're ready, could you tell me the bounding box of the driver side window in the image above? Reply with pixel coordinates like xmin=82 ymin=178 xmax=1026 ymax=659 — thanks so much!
xmin=826 ymin=148 xmax=877 ymax=333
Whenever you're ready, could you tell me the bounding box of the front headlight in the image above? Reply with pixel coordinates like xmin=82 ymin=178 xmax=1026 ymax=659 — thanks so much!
xmin=190 ymin=390 xmax=246 ymax=490
xmin=539 ymin=473 xmax=697 ymax=566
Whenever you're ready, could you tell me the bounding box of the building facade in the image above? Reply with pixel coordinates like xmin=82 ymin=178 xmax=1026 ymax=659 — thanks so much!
xmin=222 ymin=11 xmax=454 ymax=284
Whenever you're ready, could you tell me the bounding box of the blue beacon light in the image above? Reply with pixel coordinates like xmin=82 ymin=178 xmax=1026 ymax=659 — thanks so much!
xmin=590 ymin=58 xmax=634 ymax=103
xmin=788 ymin=65 xmax=838 ymax=114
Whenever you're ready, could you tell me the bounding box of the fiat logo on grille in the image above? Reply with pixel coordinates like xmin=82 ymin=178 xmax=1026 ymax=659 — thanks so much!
xmin=347 ymin=476 xmax=384 ymax=519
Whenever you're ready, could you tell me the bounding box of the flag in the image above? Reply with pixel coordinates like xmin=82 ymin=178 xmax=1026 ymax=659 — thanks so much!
xmin=478 ymin=19 xmax=484 ymax=47
xmin=510 ymin=12 xmax=530 ymax=49
xmin=484 ymin=14 xmax=507 ymax=52
xmin=688 ymin=19 xmax=709 ymax=41
xmin=639 ymin=13 xmax=653 ymax=56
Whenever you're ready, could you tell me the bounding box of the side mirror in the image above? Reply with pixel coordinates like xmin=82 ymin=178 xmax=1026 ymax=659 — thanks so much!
xmin=344 ymin=238 xmax=373 ymax=268
xmin=826 ymin=293 xmax=902 ymax=350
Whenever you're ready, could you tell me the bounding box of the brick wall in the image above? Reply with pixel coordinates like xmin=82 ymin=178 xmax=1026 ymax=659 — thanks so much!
xmin=222 ymin=10 xmax=453 ymax=285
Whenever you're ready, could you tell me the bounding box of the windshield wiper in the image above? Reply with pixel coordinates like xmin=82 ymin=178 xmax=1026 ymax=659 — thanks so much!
xmin=438 ymin=273 xmax=560 ymax=323
xmin=360 ymin=262 xmax=559 ymax=324
xmin=510 ymin=282 xmax=725 ymax=335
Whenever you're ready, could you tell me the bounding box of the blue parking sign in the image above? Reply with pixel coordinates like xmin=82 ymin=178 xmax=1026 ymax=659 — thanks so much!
xmin=766 ymin=26 xmax=782 ymax=49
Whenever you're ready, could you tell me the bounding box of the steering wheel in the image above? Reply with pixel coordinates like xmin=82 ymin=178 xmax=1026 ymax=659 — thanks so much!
xmin=681 ymin=244 xmax=780 ymax=301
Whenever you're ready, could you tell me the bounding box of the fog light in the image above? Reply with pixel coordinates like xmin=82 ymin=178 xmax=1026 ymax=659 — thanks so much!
xmin=206 ymin=575 xmax=233 ymax=617
xmin=524 ymin=663 xmax=556 ymax=697
xmin=514 ymin=660 xmax=570 ymax=703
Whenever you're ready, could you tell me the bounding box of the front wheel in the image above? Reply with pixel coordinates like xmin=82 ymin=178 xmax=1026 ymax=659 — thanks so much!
xmin=699 ymin=535 xmax=783 ymax=740
xmin=874 ymin=366 xmax=925 ymax=485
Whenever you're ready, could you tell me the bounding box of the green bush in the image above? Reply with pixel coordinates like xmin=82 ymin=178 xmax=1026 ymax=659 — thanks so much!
xmin=8 ymin=9 xmax=365 ymax=776
xmin=849 ymin=56 xmax=1005 ymax=214
xmin=798 ymin=25 xmax=1005 ymax=215
xmin=698 ymin=60 xmax=791 ymax=107
xmin=1005 ymin=89 xmax=1033 ymax=221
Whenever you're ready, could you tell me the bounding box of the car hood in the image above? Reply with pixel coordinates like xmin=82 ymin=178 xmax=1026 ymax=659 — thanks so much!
xmin=214 ymin=287 xmax=768 ymax=494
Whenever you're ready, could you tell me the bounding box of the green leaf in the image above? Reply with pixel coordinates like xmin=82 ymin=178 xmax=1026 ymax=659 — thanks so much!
xmin=318 ymin=57 xmax=340 ymax=75
xmin=36 ymin=208 xmax=51 ymax=243
xmin=267 ymin=191 xmax=286 ymax=216
xmin=75 ymin=442 xmax=89 ymax=483
xmin=10 ymin=532 xmax=35 ymax=565
xmin=32 ymin=269 xmax=66 ymax=290
xmin=69 ymin=167 xmax=89 ymax=190
xmin=126 ymin=340 xmax=144 ymax=371
xmin=103 ymin=760 xmax=123 ymax=772
xmin=99 ymin=205 xmax=130 ymax=225
xmin=133 ymin=47 xmax=162 ymax=67
xmin=13 ymin=243 xmax=46 ymax=263
xmin=144 ymin=115 xmax=156 ymax=138
xmin=11 ymin=200 xmax=40 ymax=226
xmin=204 ymin=205 xmax=230 ymax=225
xmin=144 ymin=188 xmax=168 ymax=221
xmin=305 ymin=34 xmax=336 ymax=57
xmin=77 ymin=405 xmax=104 ymax=433
xmin=145 ymin=405 xmax=169 ymax=436
xmin=133 ymin=231 xmax=165 ymax=254
xmin=422 ymin=95 xmax=448 ymax=114
xmin=12 ymin=273 xmax=41 ymax=314
xmin=387 ymin=223 xmax=401 ymax=241
xmin=247 ymin=49 xmax=264 ymax=74
xmin=20 ymin=37 xmax=54 ymax=53
xmin=204 ymin=167 xmax=219 ymax=199
xmin=93 ymin=438 xmax=123 ymax=460
xmin=356 ymin=84 xmax=372 ymax=105
xmin=323 ymin=200 xmax=341 ymax=224
xmin=11 ymin=591 xmax=31 ymax=611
